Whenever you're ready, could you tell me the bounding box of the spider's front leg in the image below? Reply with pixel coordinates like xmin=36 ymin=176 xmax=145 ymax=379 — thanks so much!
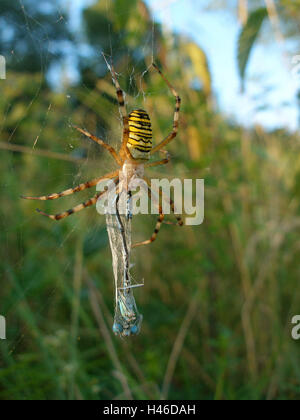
xmin=74 ymin=126 xmax=122 ymax=165
xmin=102 ymin=54 xmax=129 ymax=155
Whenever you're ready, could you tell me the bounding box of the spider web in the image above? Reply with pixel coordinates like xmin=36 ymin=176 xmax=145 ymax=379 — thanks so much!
xmin=0 ymin=0 xmax=89 ymax=370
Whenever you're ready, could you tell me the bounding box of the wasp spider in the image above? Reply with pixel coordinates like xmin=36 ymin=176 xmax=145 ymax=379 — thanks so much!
xmin=22 ymin=61 xmax=183 ymax=247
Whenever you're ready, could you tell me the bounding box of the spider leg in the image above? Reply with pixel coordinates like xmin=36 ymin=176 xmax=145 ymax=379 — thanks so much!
xmin=161 ymin=191 xmax=184 ymax=226
xmin=74 ymin=126 xmax=122 ymax=165
xmin=102 ymin=54 xmax=129 ymax=155
xmin=144 ymin=150 xmax=170 ymax=169
xmin=132 ymin=186 xmax=165 ymax=248
xmin=150 ymin=63 xmax=181 ymax=155
xmin=21 ymin=170 xmax=119 ymax=201
xmin=36 ymin=179 xmax=119 ymax=221
xmin=144 ymin=176 xmax=184 ymax=226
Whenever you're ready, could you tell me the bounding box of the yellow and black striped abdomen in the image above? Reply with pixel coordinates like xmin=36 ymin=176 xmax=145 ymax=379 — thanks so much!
xmin=127 ymin=109 xmax=152 ymax=160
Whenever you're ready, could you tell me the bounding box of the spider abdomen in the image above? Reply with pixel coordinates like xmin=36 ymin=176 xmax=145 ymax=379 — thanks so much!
xmin=127 ymin=109 xmax=152 ymax=160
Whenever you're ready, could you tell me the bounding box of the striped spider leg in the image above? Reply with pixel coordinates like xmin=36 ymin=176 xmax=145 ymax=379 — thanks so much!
xmin=144 ymin=174 xmax=184 ymax=226
xmin=132 ymin=182 xmax=165 ymax=249
xmin=73 ymin=126 xmax=122 ymax=165
xmin=132 ymin=175 xmax=184 ymax=249
xmin=150 ymin=63 xmax=181 ymax=155
xmin=22 ymin=170 xmax=119 ymax=220
xmin=102 ymin=53 xmax=130 ymax=160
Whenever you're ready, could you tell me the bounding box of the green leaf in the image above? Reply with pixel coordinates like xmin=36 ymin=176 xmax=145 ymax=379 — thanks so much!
xmin=238 ymin=7 xmax=268 ymax=91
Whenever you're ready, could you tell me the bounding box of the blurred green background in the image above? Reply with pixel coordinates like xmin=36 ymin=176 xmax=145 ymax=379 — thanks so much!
xmin=1 ymin=0 xmax=300 ymax=400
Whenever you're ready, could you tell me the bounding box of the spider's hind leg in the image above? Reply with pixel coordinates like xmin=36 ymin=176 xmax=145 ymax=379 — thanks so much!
xmin=36 ymin=178 xmax=119 ymax=221
xmin=36 ymin=189 xmax=108 ymax=221
xmin=144 ymin=176 xmax=184 ymax=227
xmin=132 ymin=187 xmax=165 ymax=248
